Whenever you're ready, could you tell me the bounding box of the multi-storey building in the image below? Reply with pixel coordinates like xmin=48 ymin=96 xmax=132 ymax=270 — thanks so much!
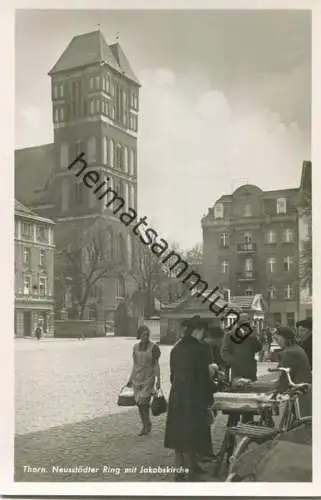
xmin=15 ymin=30 xmax=141 ymax=323
xmin=202 ymin=178 xmax=302 ymax=328
xmin=15 ymin=200 xmax=55 ymax=336
xmin=297 ymin=161 xmax=312 ymax=320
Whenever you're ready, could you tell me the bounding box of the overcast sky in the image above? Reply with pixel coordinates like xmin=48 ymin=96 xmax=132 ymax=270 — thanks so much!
xmin=15 ymin=9 xmax=311 ymax=250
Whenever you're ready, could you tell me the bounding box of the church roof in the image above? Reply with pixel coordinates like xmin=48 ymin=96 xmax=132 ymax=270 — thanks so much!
xmin=14 ymin=199 xmax=54 ymax=224
xmin=15 ymin=143 xmax=55 ymax=207
xmin=48 ymin=30 xmax=140 ymax=85
xmin=109 ymin=42 xmax=140 ymax=85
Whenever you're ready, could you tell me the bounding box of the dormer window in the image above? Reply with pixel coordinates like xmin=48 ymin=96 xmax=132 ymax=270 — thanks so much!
xmin=277 ymin=198 xmax=287 ymax=214
xmin=244 ymin=203 xmax=252 ymax=217
xmin=214 ymin=203 xmax=224 ymax=219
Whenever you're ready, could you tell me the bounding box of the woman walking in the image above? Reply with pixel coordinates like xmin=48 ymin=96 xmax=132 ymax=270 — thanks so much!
xmin=127 ymin=325 xmax=161 ymax=436
xmin=164 ymin=316 xmax=214 ymax=481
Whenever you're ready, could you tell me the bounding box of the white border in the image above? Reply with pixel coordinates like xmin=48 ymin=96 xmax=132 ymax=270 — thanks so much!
xmin=1 ymin=0 xmax=320 ymax=496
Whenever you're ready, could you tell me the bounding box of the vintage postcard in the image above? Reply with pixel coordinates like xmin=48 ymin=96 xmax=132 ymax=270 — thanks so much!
xmin=0 ymin=0 xmax=320 ymax=497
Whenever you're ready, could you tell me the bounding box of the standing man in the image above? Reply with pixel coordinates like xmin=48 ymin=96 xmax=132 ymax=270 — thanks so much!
xmin=220 ymin=313 xmax=261 ymax=425
xmin=35 ymin=323 xmax=42 ymax=341
xmin=164 ymin=316 xmax=214 ymax=481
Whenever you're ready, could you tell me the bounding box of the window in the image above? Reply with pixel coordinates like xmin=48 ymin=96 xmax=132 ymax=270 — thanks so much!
xmin=36 ymin=226 xmax=48 ymax=242
xmin=284 ymin=284 xmax=294 ymax=300
xmin=75 ymin=181 xmax=83 ymax=205
xmin=116 ymin=143 xmax=123 ymax=169
xmin=221 ymin=260 xmax=229 ymax=274
xmin=220 ymin=233 xmax=229 ymax=248
xmin=60 ymin=84 xmax=64 ymax=98
xmin=268 ymin=286 xmax=277 ymax=300
xmin=286 ymin=313 xmax=295 ymax=328
xmin=53 ymin=85 xmax=58 ymax=99
xmin=109 ymin=140 xmax=115 ymax=167
xmin=105 ymin=74 xmax=111 ymax=93
xmin=272 ymin=312 xmax=282 ymax=326
xmin=245 ymin=288 xmax=254 ymax=296
xmin=304 ymin=221 xmax=311 ymax=239
xmin=75 ymin=140 xmax=82 ymax=156
xmin=15 ymin=220 xmax=19 ymax=238
xmin=22 ymin=222 xmax=32 ymax=238
xmin=129 ymin=184 xmax=135 ymax=209
xmin=124 ymin=182 xmax=129 ymax=211
xmin=95 ymin=99 xmax=100 ymax=113
xmin=102 ymin=77 xmax=106 ymax=91
xmin=267 ymin=257 xmax=276 ymax=273
xmin=23 ymin=247 xmax=30 ymax=265
xmin=23 ymin=275 xmax=31 ymax=295
xmin=244 ymin=203 xmax=252 ymax=217
xmin=102 ymin=136 xmax=108 ymax=164
xmin=284 ymin=256 xmax=294 ymax=272
xmin=243 ymin=232 xmax=252 ymax=245
xmin=214 ymin=203 xmax=224 ymax=219
xmin=89 ymin=77 xmax=94 ymax=90
xmin=266 ymin=230 xmax=276 ymax=244
xmin=60 ymin=107 xmax=64 ymax=121
xmin=127 ymin=234 xmax=133 ymax=269
xmin=283 ymin=228 xmax=293 ymax=243
xmin=87 ymin=136 xmax=97 ymax=162
xmin=90 ymin=100 xmax=94 ymax=114
xmin=116 ymin=277 xmax=125 ymax=298
xmin=122 ymin=91 xmax=127 ymax=124
xmin=95 ymin=76 xmax=100 ymax=89
xmin=60 ymin=142 xmax=69 ymax=168
xmin=54 ymin=108 xmax=59 ymax=122
xmin=244 ymin=258 xmax=253 ymax=272
xmin=39 ymin=277 xmax=47 ymax=296
xmin=277 ymin=197 xmax=287 ymax=214
xmin=39 ymin=250 xmax=45 ymax=266
xmin=129 ymin=149 xmax=135 ymax=175
xmin=123 ymin=146 xmax=128 ymax=173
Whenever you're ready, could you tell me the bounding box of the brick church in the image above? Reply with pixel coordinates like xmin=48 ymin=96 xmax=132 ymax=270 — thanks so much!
xmin=15 ymin=29 xmax=142 ymax=331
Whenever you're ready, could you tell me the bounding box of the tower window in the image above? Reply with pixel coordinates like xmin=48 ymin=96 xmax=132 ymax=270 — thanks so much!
xmin=95 ymin=99 xmax=100 ymax=113
xmin=60 ymin=142 xmax=69 ymax=168
xmin=87 ymin=137 xmax=97 ymax=163
xmin=109 ymin=140 xmax=115 ymax=167
xmin=95 ymin=76 xmax=100 ymax=89
xmin=60 ymin=84 xmax=64 ymax=98
xmin=89 ymin=77 xmax=94 ymax=90
xmin=277 ymin=198 xmax=287 ymax=214
xmin=90 ymin=100 xmax=94 ymax=114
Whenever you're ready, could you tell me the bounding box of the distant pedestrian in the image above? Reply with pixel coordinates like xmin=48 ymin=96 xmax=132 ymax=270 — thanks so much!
xmin=127 ymin=325 xmax=161 ymax=436
xmin=35 ymin=324 xmax=42 ymax=341
xmin=164 ymin=316 xmax=213 ymax=481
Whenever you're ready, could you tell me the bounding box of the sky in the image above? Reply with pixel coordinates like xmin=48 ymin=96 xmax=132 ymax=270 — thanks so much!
xmin=15 ymin=9 xmax=311 ymax=250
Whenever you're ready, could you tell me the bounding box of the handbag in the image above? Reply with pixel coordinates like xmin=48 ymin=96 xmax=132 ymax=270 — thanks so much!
xmin=151 ymin=388 xmax=167 ymax=416
xmin=117 ymin=385 xmax=136 ymax=407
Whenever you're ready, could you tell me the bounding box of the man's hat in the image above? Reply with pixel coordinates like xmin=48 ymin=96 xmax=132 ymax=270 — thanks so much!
xmin=182 ymin=315 xmax=209 ymax=330
xmin=276 ymin=326 xmax=296 ymax=342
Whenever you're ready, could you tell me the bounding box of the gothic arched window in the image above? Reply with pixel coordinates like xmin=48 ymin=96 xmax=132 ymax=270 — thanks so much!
xmin=109 ymin=139 xmax=114 ymax=167
xmin=102 ymin=136 xmax=108 ymax=165
xmin=116 ymin=276 xmax=125 ymax=298
xmin=87 ymin=136 xmax=97 ymax=163
xmin=60 ymin=142 xmax=69 ymax=169
xmin=123 ymin=146 xmax=128 ymax=173
xmin=129 ymin=149 xmax=135 ymax=176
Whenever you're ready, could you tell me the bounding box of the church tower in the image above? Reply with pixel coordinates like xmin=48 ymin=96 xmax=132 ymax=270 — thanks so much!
xmin=48 ymin=29 xmax=141 ymax=322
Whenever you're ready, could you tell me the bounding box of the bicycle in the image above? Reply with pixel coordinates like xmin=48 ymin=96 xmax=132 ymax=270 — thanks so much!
xmin=224 ymin=367 xmax=311 ymax=481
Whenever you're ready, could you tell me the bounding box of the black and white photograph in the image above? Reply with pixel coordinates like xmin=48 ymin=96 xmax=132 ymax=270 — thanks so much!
xmin=1 ymin=2 xmax=320 ymax=496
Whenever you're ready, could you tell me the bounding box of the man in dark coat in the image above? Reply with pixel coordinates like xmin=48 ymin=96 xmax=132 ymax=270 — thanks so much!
xmin=220 ymin=313 xmax=261 ymax=381
xmin=164 ymin=316 xmax=213 ymax=481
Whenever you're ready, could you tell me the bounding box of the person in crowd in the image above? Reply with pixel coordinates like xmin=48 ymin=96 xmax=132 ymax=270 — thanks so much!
xmin=296 ymin=318 xmax=312 ymax=369
xmin=35 ymin=323 xmax=42 ymax=341
xmin=274 ymin=326 xmax=312 ymax=417
xmin=164 ymin=315 xmax=214 ymax=481
xmin=127 ymin=325 xmax=161 ymax=436
xmin=220 ymin=313 xmax=261 ymax=425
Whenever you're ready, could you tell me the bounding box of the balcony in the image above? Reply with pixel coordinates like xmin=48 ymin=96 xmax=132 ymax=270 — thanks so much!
xmin=237 ymin=271 xmax=256 ymax=281
xmin=15 ymin=292 xmax=54 ymax=303
xmin=237 ymin=243 xmax=257 ymax=253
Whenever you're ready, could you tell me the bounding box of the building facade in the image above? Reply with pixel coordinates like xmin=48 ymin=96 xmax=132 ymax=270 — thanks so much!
xmin=15 ymin=30 xmax=141 ymax=324
xmin=297 ymin=161 xmax=312 ymax=320
xmin=202 ymin=182 xmax=301 ymax=328
xmin=15 ymin=200 xmax=55 ymax=337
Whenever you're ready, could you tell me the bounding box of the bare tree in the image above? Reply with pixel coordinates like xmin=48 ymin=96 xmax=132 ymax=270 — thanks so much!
xmin=56 ymin=223 xmax=124 ymax=319
xmin=299 ymin=194 xmax=312 ymax=290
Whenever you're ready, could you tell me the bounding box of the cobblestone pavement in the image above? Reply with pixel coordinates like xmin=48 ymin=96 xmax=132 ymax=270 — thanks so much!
xmin=15 ymin=337 xmax=274 ymax=482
